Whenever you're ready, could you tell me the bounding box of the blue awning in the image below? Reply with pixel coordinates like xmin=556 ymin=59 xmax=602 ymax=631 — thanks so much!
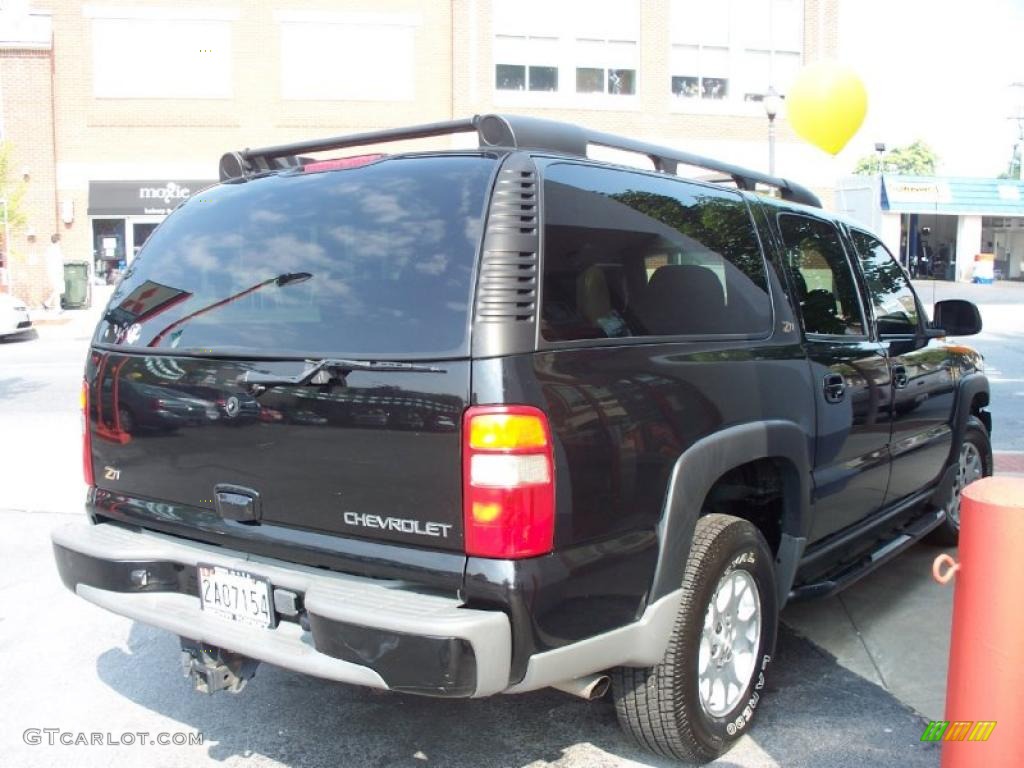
xmin=880 ymin=175 xmax=1024 ymax=216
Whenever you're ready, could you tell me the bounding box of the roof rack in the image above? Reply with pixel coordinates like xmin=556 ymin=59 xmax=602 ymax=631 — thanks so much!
xmin=219 ymin=113 xmax=821 ymax=208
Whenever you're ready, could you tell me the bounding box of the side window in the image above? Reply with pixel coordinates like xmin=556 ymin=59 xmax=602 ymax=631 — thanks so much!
xmin=850 ymin=230 xmax=920 ymax=336
xmin=777 ymin=214 xmax=865 ymax=336
xmin=540 ymin=163 xmax=772 ymax=341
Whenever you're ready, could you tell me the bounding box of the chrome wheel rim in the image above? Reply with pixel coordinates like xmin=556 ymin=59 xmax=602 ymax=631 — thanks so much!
xmin=947 ymin=442 xmax=985 ymax=528
xmin=698 ymin=569 xmax=761 ymax=718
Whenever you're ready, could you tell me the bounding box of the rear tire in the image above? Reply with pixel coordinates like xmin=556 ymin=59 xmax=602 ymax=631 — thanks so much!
xmin=611 ymin=514 xmax=778 ymax=763
xmin=926 ymin=415 xmax=992 ymax=546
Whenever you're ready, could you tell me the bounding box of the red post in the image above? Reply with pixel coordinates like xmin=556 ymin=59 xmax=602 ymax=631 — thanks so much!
xmin=934 ymin=476 xmax=1024 ymax=766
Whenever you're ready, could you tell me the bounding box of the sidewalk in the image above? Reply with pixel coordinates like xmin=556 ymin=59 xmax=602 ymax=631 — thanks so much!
xmin=785 ymin=463 xmax=1022 ymax=724
xmin=29 ymin=284 xmax=113 ymax=339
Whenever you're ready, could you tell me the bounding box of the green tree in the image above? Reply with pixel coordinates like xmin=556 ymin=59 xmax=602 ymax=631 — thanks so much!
xmin=997 ymin=149 xmax=1021 ymax=179
xmin=853 ymin=140 xmax=938 ymax=176
xmin=0 ymin=141 xmax=29 ymax=255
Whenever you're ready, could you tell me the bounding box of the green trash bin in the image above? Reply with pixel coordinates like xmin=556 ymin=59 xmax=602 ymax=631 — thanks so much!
xmin=62 ymin=261 xmax=91 ymax=309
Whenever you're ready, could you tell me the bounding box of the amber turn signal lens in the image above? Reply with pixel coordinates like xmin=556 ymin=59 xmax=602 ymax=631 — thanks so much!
xmin=471 ymin=502 xmax=503 ymax=523
xmin=469 ymin=413 xmax=548 ymax=451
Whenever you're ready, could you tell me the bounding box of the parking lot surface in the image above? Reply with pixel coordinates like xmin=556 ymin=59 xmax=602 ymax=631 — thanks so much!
xmin=6 ymin=278 xmax=1023 ymax=766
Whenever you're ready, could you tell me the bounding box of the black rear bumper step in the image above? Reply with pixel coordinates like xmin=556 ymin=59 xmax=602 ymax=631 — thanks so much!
xmin=53 ymin=538 xmax=483 ymax=698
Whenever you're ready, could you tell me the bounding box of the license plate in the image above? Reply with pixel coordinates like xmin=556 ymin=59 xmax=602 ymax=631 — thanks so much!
xmin=197 ymin=564 xmax=275 ymax=629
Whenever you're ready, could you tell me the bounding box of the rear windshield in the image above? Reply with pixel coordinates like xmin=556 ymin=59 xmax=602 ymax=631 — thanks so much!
xmin=95 ymin=155 xmax=496 ymax=358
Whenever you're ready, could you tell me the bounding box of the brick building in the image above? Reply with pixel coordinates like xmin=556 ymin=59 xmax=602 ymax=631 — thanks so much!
xmin=0 ymin=0 xmax=838 ymax=306
xmin=0 ymin=7 xmax=58 ymax=304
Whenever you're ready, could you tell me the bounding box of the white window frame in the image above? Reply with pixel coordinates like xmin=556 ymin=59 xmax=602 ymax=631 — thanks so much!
xmin=572 ymin=38 xmax=638 ymax=97
xmin=493 ymin=34 xmax=561 ymax=93
xmin=668 ymin=0 xmax=804 ymax=117
xmin=492 ymin=0 xmax=640 ymax=110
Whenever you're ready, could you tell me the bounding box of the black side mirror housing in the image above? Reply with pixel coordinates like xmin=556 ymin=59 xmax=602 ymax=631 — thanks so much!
xmin=933 ymin=299 xmax=982 ymax=336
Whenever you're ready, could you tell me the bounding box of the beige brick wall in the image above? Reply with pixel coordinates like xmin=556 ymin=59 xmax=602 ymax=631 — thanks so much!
xmin=0 ymin=46 xmax=58 ymax=305
xmin=3 ymin=0 xmax=840 ymax=307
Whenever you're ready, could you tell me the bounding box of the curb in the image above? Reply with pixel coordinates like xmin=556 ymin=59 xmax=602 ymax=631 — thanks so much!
xmin=994 ymin=452 xmax=1024 ymax=476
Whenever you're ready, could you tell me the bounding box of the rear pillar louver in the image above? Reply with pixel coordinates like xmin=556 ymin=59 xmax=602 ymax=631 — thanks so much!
xmin=472 ymin=154 xmax=541 ymax=357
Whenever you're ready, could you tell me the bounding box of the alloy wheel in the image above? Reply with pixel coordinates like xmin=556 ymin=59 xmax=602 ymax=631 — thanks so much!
xmin=947 ymin=441 xmax=985 ymax=528
xmin=698 ymin=569 xmax=761 ymax=718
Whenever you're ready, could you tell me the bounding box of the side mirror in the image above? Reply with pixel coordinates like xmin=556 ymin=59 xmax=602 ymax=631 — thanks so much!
xmin=933 ymin=299 xmax=982 ymax=336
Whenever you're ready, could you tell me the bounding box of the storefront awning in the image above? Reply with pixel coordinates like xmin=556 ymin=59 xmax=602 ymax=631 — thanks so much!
xmin=881 ymin=175 xmax=1024 ymax=216
xmin=88 ymin=180 xmax=217 ymax=216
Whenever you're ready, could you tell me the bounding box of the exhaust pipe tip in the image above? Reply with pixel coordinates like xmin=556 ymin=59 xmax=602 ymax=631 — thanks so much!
xmin=551 ymin=673 xmax=611 ymax=701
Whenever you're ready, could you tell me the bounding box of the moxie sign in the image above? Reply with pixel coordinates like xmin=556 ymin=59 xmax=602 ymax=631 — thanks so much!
xmin=88 ymin=179 xmax=216 ymax=216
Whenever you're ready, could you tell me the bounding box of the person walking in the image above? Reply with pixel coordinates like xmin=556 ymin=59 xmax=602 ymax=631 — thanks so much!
xmin=44 ymin=233 xmax=64 ymax=311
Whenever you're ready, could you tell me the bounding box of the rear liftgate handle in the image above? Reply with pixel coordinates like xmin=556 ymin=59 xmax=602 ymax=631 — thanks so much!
xmin=214 ymin=484 xmax=262 ymax=524
xmin=823 ymin=373 xmax=846 ymax=404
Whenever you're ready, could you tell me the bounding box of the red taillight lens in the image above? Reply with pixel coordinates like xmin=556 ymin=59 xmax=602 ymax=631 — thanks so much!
xmin=81 ymin=379 xmax=94 ymax=486
xmin=463 ymin=405 xmax=555 ymax=559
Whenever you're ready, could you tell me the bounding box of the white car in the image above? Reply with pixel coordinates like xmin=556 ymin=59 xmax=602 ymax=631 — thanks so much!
xmin=0 ymin=293 xmax=32 ymax=338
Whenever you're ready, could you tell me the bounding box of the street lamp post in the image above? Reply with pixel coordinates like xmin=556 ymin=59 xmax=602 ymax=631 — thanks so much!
xmin=763 ymin=87 xmax=781 ymax=177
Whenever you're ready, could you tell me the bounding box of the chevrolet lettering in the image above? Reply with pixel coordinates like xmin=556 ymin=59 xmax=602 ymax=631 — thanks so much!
xmin=342 ymin=512 xmax=453 ymax=538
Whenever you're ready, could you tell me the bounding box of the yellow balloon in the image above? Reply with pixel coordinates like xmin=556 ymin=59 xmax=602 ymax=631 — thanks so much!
xmin=786 ymin=62 xmax=868 ymax=155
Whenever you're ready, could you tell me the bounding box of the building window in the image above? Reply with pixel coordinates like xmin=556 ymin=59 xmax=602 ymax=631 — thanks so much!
xmin=670 ymin=0 xmax=730 ymax=100
xmin=277 ymin=12 xmax=418 ymax=101
xmin=493 ymin=0 xmax=639 ymax=100
xmin=494 ymin=35 xmax=559 ymax=91
xmin=574 ymin=38 xmax=637 ymax=95
xmin=669 ymin=0 xmax=803 ymax=104
xmin=88 ymin=10 xmax=235 ymax=99
xmin=671 ymin=46 xmax=730 ymax=99
xmin=738 ymin=0 xmax=803 ymax=101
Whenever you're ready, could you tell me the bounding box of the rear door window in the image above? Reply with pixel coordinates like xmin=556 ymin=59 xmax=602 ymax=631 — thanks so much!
xmin=540 ymin=162 xmax=772 ymax=341
xmin=94 ymin=155 xmax=496 ymax=358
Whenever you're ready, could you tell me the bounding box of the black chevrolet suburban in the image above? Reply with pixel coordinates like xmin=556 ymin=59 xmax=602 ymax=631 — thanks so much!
xmin=53 ymin=115 xmax=992 ymax=762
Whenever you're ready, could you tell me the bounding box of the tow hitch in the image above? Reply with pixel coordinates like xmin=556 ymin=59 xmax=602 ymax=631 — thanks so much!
xmin=180 ymin=638 xmax=260 ymax=694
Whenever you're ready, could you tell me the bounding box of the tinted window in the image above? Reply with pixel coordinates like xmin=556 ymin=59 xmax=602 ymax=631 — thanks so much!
xmin=94 ymin=156 xmax=495 ymax=357
xmin=541 ymin=163 xmax=772 ymax=341
xmin=850 ymin=230 xmax=920 ymax=335
xmin=778 ymin=214 xmax=865 ymax=336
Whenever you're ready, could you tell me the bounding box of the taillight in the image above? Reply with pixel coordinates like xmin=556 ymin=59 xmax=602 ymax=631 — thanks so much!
xmin=463 ymin=405 xmax=555 ymax=559
xmin=81 ymin=379 xmax=94 ymax=486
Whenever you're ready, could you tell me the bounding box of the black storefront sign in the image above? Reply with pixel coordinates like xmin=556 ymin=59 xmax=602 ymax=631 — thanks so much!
xmin=88 ymin=180 xmax=217 ymax=216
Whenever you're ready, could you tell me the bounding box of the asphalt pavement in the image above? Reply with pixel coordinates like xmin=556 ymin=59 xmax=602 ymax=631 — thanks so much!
xmin=6 ymin=279 xmax=1023 ymax=767
xmin=914 ymin=279 xmax=1024 ymax=453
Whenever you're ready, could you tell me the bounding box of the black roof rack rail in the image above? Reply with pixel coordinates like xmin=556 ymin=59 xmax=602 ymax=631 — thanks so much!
xmin=218 ymin=113 xmax=821 ymax=208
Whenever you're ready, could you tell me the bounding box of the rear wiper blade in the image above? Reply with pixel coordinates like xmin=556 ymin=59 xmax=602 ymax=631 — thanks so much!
xmin=242 ymin=358 xmax=446 ymax=389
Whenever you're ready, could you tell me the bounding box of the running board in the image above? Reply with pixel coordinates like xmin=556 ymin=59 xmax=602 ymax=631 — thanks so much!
xmin=788 ymin=508 xmax=946 ymax=602
xmin=798 ymin=487 xmax=933 ymax=571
